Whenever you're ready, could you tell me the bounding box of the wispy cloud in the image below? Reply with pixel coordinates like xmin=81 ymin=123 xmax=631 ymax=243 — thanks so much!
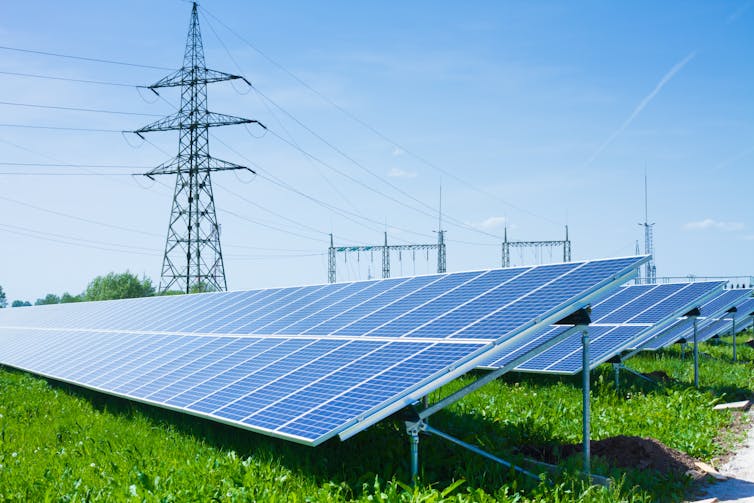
xmin=387 ymin=167 xmax=417 ymax=178
xmin=727 ymin=1 xmax=752 ymax=24
xmin=473 ymin=216 xmax=508 ymax=230
xmin=714 ymin=145 xmax=754 ymax=170
xmin=392 ymin=147 xmax=405 ymax=157
xmin=683 ymin=218 xmax=744 ymax=232
xmin=583 ymin=51 xmax=697 ymax=168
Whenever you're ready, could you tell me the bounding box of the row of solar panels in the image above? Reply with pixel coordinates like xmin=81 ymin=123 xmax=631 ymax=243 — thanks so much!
xmin=483 ymin=282 xmax=754 ymax=374
xmin=0 ymin=255 xmax=751 ymax=446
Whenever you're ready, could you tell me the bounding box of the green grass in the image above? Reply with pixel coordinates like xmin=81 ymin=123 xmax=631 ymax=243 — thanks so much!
xmin=0 ymin=330 xmax=752 ymax=501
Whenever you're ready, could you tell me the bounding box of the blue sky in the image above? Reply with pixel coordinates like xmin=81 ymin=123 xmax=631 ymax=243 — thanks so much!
xmin=0 ymin=1 xmax=752 ymax=302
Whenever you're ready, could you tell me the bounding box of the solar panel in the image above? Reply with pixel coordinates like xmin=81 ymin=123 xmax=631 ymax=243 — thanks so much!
xmin=483 ymin=281 xmax=725 ymax=374
xmin=639 ymin=289 xmax=754 ymax=350
xmin=0 ymin=256 xmax=645 ymax=445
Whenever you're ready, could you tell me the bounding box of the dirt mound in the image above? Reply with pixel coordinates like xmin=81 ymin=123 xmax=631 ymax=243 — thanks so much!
xmin=643 ymin=370 xmax=673 ymax=383
xmin=519 ymin=436 xmax=701 ymax=477
xmin=582 ymin=436 xmax=698 ymax=475
xmin=745 ymin=339 xmax=754 ymax=349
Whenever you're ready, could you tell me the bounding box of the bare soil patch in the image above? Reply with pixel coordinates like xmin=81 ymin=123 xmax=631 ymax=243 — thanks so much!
xmin=520 ymin=435 xmax=704 ymax=478
xmin=643 ymin=370 xmax=674 ymax=383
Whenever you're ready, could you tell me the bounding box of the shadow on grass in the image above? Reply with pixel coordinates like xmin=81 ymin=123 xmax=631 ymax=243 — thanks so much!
xmin=19 ymin=368 xmax=552 ymax=496
xmin=0 ymin=364 xmax=697 ymax=501
xmin=619 ymin=347 xmax=754 ymax=401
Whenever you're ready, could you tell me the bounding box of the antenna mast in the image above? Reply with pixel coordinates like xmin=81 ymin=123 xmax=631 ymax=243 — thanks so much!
xmin=135 ymin=2 xmax=263 ymax=293
xmin=640 ymin=171 xmax=657 ymax=284
xmin=436 ymin=182 xmax=446 ymax=273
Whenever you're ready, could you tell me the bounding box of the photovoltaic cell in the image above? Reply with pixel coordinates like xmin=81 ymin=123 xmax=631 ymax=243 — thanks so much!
xmin=638 ymin=289 xmax=753 ymax=350
xmin=0 ymin=256 xmax=645 ymax=445
xmin=483 ymin=281 xmax=725 ymax=374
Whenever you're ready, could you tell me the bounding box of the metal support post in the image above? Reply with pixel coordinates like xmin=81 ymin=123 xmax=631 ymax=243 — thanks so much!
xmin=436 ymin=230 xmax=446 ymax=273
xmin=408 ymin=425 xmax=420 ymax=484
xmin=692 ymin=317 xmax=699 ymax=389
xmin=680 ymin=342 xmax=686 ymax=361
xmin=613 ymin=363 xmax=620 ymax=391
xmin=405 ymin=418 xmax=540 ymax=482
xmin=581 ymin=328 xmax=591 ymax=476
xmin=382 ymin=232 xmax=390 ymax=279
xmin=328 ymin=233 xmax=336 ymax=284
xmin=422 ymin=423 xmax=540 ymax=480
xmin=731 ymin=315 xmax=737 ymax=362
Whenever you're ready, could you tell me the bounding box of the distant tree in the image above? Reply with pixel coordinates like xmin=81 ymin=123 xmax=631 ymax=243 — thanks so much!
xmin=11 ymin=300 xmax=32 ymax=307
xmin=60 ymin=292 xmax=83 ymax=303
xmin=159 ymin=289 xmax=185 ymax=296
xmin=35 ymin=294 xmax=61 ymax=305
xmin=0 ymin=285 xmax=6 ymax=308
xmin=83 ymin=271 xmax=155 ymax=301
xmin=189 ymin=281 xmax=216 ymax=294
xmin=158 ymin=282 xmax=216 ymax=296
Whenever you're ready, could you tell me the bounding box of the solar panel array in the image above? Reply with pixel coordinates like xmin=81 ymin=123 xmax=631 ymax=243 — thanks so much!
xmin=639 ymin=289 xmax=754 ymax=351
xmin=0 ymin=256 xmax=645 ymax=445
xmin=482 ymin=281 xmax=725 ymax=374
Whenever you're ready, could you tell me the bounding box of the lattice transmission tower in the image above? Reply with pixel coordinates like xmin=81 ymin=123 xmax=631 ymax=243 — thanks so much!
xmin=327 ymin=232 xmax=446 ymax=283
xmin=135 ymin=2 xmax=262 ymax=293
xmin=501 ymin=226 xmax=571 ymax=268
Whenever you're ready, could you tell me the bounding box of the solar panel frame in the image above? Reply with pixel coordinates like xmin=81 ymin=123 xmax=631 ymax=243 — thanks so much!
xmin=0 ymin=256 xmax=647 ymax=446
xmin=483 ymin=281 xmax=725 ymax=374
xmin=637 ymin=289 xmax=754 ymax=350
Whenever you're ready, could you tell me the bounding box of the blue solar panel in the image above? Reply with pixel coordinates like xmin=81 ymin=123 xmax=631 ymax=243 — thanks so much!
xmin=639 ymin=289 xmax=753 ymax=350
xmin=0 ymin=256 xmax=645 ymax=445
xmin=483 ymin=281 xmax=725 ymax=374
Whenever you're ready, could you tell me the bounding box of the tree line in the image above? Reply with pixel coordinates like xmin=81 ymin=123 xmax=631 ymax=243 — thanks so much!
xmin=0 ymin=271 xmax=166 ymax=308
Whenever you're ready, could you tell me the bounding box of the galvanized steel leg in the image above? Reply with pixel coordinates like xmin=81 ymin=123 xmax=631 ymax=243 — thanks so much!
xmin=422 ymin=423 xmax=541 ymax=481
xmin=613 ymin=363 xmax=620 ymax=392
xmin=693 ymin=318 xmax=699 ymax=389
xmin=581 ymin=328 xmax=591 ymax=476
xmin=732 ymin=317 xmax=737 ymax=363
xmin=409 ymin=428 xmax=420 ymax=484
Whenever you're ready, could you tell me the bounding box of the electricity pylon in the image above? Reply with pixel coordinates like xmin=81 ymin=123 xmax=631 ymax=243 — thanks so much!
xmin=135 ymin=2 xmax=263 ymax=293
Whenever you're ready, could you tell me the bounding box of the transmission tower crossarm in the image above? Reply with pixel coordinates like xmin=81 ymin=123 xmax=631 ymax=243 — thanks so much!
xmin=134 ymin=111 xmax=262 ymax=133
xmin=143 ymin=156 xmax=255 ymax=178
xmin=506 ymin=240 xmax=566 ymax=247
xmin=146 ymin=67 xmax=246 ymax=89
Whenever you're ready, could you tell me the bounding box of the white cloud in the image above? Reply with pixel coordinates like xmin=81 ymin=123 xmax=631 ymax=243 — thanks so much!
xmin=683 ymin=219 xmax=744 ymax=232
xmin=387 ymin=167 xmax=417 ymax=178
xmin=474 ymin=216 xmax=508 ymax=230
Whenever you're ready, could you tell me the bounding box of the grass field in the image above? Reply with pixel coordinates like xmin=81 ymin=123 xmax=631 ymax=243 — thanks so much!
xmin=0 ymin=331 xmax=752 ymax=502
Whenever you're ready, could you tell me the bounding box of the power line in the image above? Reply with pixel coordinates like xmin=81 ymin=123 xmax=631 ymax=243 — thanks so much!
xmin=0 ymin=41 xmax=476 ymax=245
xmin=200 ymin=12 xmax=362 ymax=215
xmin=0 ymin=172 xmax=136 ymax=176
xmin=0 ymin=162 xmax=149 ymax=169
xmin=0 ymin=194 xmax=161 ymax=237
xmin=200 ymin=4 xmax=562 ymax=228
xmin=0 ymin=123 xmax=123 ymax=133
xmin=0 ymin=191 xmax=320 ymax=254
xmin=199 ymin=11 xmax=507 ymax=241
xmin=0 ymin=70 xmax=140 ymax=88
xmin=209 ymin=130 xmax=433 ymax=241
xmin=0 ymin=100 xmax=162 ymax=117
xmin=149 ymin=91 xmax=397 ymax=241
xmin=0 ymin=222 xmax=159 ymax=256
xmin=0 ymin=44 xmax=174 ymax=71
